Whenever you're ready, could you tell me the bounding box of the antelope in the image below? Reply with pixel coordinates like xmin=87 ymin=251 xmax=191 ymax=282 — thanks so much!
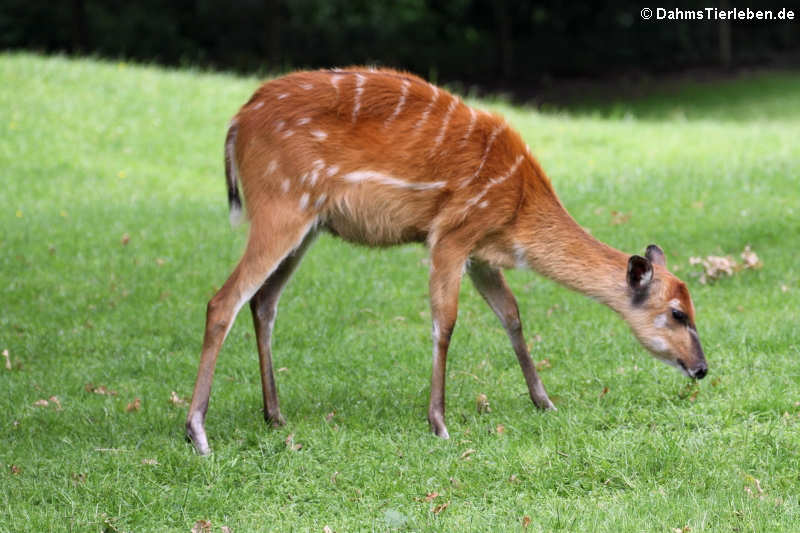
xmin=186 ymin=68 xmax=708 ymax=455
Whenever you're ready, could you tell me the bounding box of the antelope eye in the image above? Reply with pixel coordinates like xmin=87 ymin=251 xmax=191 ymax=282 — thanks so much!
xmin=672 ymin=309 xmax=688 ymax=323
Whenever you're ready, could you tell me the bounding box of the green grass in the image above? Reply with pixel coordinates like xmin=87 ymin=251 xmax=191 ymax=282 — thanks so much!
xmin=1 ymin=53 xmax=799 ymax=532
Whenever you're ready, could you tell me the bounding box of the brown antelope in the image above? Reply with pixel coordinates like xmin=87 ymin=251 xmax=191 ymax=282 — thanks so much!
xmin=186 ymin=68 xmax=707 ymax=455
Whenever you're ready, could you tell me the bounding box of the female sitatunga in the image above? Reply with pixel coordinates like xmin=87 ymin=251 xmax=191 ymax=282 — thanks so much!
xmin=186 ymin=68 xmax=707 ymax=455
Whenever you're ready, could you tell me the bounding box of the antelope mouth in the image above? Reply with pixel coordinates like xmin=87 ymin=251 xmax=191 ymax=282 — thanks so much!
xmin=678 ymin=359 xmax=708 ymax=380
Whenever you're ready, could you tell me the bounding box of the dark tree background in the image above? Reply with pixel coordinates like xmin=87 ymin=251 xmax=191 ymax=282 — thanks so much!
xmin=2 ymin=1 xmax=798 ymax=86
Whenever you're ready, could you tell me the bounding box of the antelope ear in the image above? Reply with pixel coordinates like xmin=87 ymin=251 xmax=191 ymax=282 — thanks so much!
xmin=645 ymin=244 xmax=666 ymax=267
xmin=627 ymin=255 xmax=653 ymax=293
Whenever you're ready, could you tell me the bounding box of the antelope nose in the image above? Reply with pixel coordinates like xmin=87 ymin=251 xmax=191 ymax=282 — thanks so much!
xmin=692 ymin=362 xmax=708 ymax=380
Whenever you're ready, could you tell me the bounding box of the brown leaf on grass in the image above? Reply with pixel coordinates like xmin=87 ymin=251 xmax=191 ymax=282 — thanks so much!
xmin=689 ymin=245 xmax=762 ymax=284
xmin=476 ymin=393 xmax=490 ymax=414
xmin=276 ymin=367 xmax=288 ymax=373
xmin=610 ymin=211 xmax=631 ymax=225
xmin=49 ymin=396 xmax=62 ymax=411
xmin=220 ymin=527 xmax=232 ymax=533
xmin=169 ymin=391 xmax=188 ymax=407
xmin=126 ymin=398 xmax=141 ymax=412
xmin=2 ymin=349 xmax=10 ymax=370
xmin=509 ymin=474 xmax=519 ymax=483
xmin=424 ymin=492 xmax=439 ymax=502
xmin=496 ymin=424 xmax=505 ymax=435
xmin=10 ymin=464 xmax=21 ymax=475
xmin=325 ymin=411 xmax=335 ymax=422
xmin=522 ymin=515 xmax=532 ymax=528
xmin=535 ymin=358 xmax=551 ymax=371
xmin=190 ymin=519 xmax=212 ymax=533
xmin=431 ymin=501 xmax=450 ymax=515
xmin=285 ymin=433 xmax=302 ymax=451
xmin=33 ymin=398 xmax=49 ymax=407
xmin=85 ymin=383 xmax=118 ymax=396
xmin=121 ymin=233 xmax=130 ymax=245
xmin=460 ymin=448 xmax=476 ymax=460
xmin=71 ymin=472 xmax=86 ymax=484
xmin=155 ymin=258 xmax=166 ymax=266
xmin=672 ymin=527 xmax=691 ymax=533
xmin=599 ymin=386 xmax=609 ymax=398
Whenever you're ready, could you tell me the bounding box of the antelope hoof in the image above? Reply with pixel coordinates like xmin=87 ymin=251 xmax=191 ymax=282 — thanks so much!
xmin=186 ymin=413 xmax=211 ymax=455
xmin=533 ymin=395 xmax=557 ymax=411
xmin=265 ymin=411 xmax=286 ymax=427
xmin=428 ymin=414 xmax=450 ymax=439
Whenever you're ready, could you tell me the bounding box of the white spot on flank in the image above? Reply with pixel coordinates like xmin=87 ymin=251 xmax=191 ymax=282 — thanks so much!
xmin=278 ymin=93 xmax=289 ymax=100
xmin=415 ymin=86 xmax=440 ymax=128
xmin=299 ymin=192 xmax=309 ymax=210
xmin=266 ymin=160 xmax=278 ymax=175
xmin=297 ymin=117 xmax=311 ymax=125
xmin=311 ymin=130 xmax=328 ymax=141
xmin=352 ymin=74 xmax=366 ymax=123
xmin=326 ymin=165 xmax=340 ymax=177
xmin=252 ymin=101 xmax=264 ymax=110
xmin=463 ymin=154 xmax=524 ymax=210
xmin=384 ymin=80 xmax=410 ymax=128
xmin=431 ymin=98 xmax=459 ymax=153
xmin=341 ymin=170 xmax=446 ymax=191
xmin=478 ymin=200 xmax=488 ymax=209
xmin=282 ymin=129 xmax=295 ymax=138
xmin=281 ymin=179 xmax=290 ymax=193
xmin=309 ymin=160 xmax=325 ymax=186
xmin=314 ymin=193 xmax=327 ymax=209
xmin=275 ymin=120 xmax=286 ymax=133
xmin=654 ymin=313 xmax=668 ymax=329
xmin=330 ymin=74 xmax=343 ymax=95
xmin=669 ymin=299 xmax=682 ymax=309
xmin=461 ymin=108 xmax=477 ymax=145
xmin=460 ymin=123 xmax=507 ymax=188
xmin=300 ymin=83 xmax=313 ymax=90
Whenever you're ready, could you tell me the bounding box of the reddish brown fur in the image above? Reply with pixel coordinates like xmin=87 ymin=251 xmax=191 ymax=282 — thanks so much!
xmin=185 ymin=68 xmax=707 ymax=454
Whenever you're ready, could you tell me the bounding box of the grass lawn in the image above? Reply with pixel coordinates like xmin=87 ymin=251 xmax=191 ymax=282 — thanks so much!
xmin=1 ymin=53 xmax=799 ymax=532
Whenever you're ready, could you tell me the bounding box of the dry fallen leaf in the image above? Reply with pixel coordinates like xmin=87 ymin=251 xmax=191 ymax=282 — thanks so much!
xmin=121 ymin=233 xmax=130 ymax=245
xmin=610 ymin=211 xmax=631 ymax=225
xmin=673 ymin=527 xmax=691 ymax=533
xmin=476 ymin=393 xmax=490 ymax=414
xmin=509 ymin=474 xmax=519 ymax=483
xmin=169 ymin=391 xmax=188 ymax=407
xmin=2 ymin=349 xmax=10 ymax=370
xmin=432 ymin=501 xmax=450 ymax=515
xmin=126 ymin=398 xmax=141 ymax=412
xmin=496 ymin=424 xmax=505 ymax=435
xmin=10 ymin=464 xmax=21 ymax=475
xmin=325 ymin=411 xmax=335 ymax=422
xmin=85 ymin=383 xmax=118 ymax=396
xmin=221 ymin=527 xmax=232 ymax=533
xmin=522 ymin=515 xmax=532 ymax=528
xmin=599 ymin=386 xmax=609 ymax=398
xmin=535 ymin=358 xmax=551 ymax=371
xmin=49 ymin=396 xmax=62 ymax=411
xmin=33 ymin=399 xmax=49 ymax=407
xmin=424 ymin=492 xmax=439 ymax=502
xmin=277 ymin=367 xmax=288 ymax=373
xmin=191 ymin=520 xmax=212 ymax=533
xmin=460 ymin=448 xmax=476 ymax=460
xmin=285 ymin=433 xmax=302 ymax=451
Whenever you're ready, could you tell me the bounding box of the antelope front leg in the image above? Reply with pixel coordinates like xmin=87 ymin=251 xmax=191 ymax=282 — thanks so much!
xmin=468 ymin=261 xmax=555 ymax=410
xmin=427 ymin=244 xmax=467 ymax=439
